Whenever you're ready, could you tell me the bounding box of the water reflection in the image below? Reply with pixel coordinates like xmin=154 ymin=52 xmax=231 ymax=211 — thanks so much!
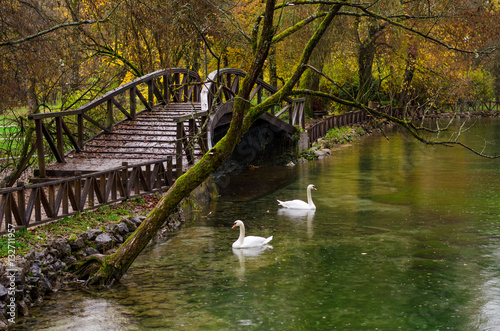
xmin=232 ymin=245 xmax=273 ymax=276
xmin=17 ymin=295 xmax=136 ymax=331
xmin=478 ymin=243 xmax=500 ymax=330
xmin=277 ymin=208 xmax=315 ymax=238
xmin=14 ymin=119 xmax=500 ymax=330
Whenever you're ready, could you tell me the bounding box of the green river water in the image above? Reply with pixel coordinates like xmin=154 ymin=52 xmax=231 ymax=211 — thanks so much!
xmin=14 ymin=118 xmax=500 ymax=330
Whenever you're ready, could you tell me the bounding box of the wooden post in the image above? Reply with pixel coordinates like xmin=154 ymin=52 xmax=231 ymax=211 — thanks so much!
xmin=166 ymin=156 xmax=173 ymax=184
xmin=112 ymin=172 xmax=117 ymax=201
xmin=176 ymin=122 xmax=183 ymax=176
xmin=107 ymin=99 xmax=113 ymax=130
xmin=100 ymin=174 xmax=106 ymax=203
xmin=48 ymin=184 xmax=55 ymax=218
xmin=145 ymin=164 xmax=151 ymax=192
xmin=75 ymin=172 xmax=82 ymax=211
xmin=63 ymin=182 xmax=68 ymax=214
xmin=78 ymin=113 xmax=84 ymax=151
xmin=174 ymin=73 xmax=181 ymax=102
xmin=122 ymin=162 xmax=129 ymax=199
xmin=130 ymin=87 xmax=137 ymax=119
xmin=148 ymin=80 xmax=154 ymax=108
xmin=182 ymin=75 xmax=188 ymax=102
xmin=88 ymin=177 xmax=94 ymax=207
xmin=134 ymin=166 xmax=140 ymax=195
xmin=16 ymin=181 xmax=26 ymax=226
xmin=163 ymin=74 xmax=170 ymax=102
xmin=35 ymin=188 xmax=41 ymax=224
xmin=5 ymin=194 xmax=12 ymax=228
xmin=55 ymin=117 xmax=65 ymax=163
xmin=35 ymin=119 xmax=46 ymax=178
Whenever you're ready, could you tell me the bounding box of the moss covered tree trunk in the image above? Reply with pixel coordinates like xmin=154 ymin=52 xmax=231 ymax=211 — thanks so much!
xmin=73 ymin=0 xmax=346 ymax=286
xmin=74 ymin=0 xmax=279 ymax=286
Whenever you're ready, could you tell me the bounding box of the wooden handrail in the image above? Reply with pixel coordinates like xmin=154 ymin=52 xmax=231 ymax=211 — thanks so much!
xmin=0 ymin=157 xmax=174 ymax=234
xmin=28 ymin=68 xmax=202 ymax=121
xmin=172 ymin=111 xmax=208 ymax=173
xmin=200 ymin=68 xmax=305 ymax=128
xmin=172 ymin=110 xmax=208 ymax=123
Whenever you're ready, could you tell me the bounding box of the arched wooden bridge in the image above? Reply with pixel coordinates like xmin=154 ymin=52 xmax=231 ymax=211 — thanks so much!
xmin=29 ymin=68 xmax=305 ymax=179
xmin=0 ymin=68 xmax=306 ymax=233
xmin=7 ymin=65 xmax=491 ymax=233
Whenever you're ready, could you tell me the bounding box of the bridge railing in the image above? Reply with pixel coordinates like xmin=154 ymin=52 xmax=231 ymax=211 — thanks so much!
xmin=437 ymin=100 xmax=500 ymax=113
xmin=172 ymin=111 xmax=209 ymax=174
xmin=28 ymin=68 xmax=202 ymax=177
xmin=306 ymin=101 xmax=500 ymax=145
xmin=200 ymin=68 xmax=305 ymax=129
xmin=0 ymin=157 xmax=173 ymax=234
xmin=307 ymin=110 xmax=369 ymax=144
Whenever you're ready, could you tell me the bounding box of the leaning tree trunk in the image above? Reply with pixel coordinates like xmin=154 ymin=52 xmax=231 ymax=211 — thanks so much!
xmin=71 ymin=0 xmax=278 ymax=286
xmin=72 ymin=120 xmax=249 ymax=284
xmin=71 ymin=0 xmax=345 ymax=286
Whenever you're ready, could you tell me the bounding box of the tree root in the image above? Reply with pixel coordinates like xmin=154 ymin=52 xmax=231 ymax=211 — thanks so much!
xmin=68 ymin=254 xmax=118 ymax=287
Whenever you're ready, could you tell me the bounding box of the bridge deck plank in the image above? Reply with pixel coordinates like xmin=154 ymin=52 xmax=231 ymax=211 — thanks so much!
xmin=43 ymin=102 xmax=203 ymax=177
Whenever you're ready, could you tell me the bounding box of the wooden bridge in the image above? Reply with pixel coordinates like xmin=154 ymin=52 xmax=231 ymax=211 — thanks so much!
xmin=3 ymin=63 xmax=500 ymax=234
xmin=0 ymin=68 xmax=306 ymax=233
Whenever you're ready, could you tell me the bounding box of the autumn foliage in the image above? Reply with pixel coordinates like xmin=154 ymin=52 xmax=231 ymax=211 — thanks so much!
xmin=0 ymin=0 xmax=499 ymax=115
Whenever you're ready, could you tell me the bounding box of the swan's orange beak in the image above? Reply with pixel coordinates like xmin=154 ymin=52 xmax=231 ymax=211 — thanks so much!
xmin=313 ymin=186 xmax=317 ymax=190
xmin=232 ymin=224 xmax=237 ymax=228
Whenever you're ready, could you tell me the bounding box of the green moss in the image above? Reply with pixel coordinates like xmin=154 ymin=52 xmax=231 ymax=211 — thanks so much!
xmin=299 ymin=149 xmax=319 ymax=161
xmin=324 ymin=126 xmax=365 ymax=145
xmin=0 ymin=227 xmax=32 ymax=257
xmin=0 ymin=198 xmax=151 ymax=259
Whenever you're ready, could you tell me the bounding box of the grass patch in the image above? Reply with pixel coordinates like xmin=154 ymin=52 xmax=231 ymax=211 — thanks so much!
xmin=0 ymin=227 xmax=32 ymax=257
xmin=0 ymin=195 xmax=157 ymax=259
xmin=299 ymin=149 xmax=319 ymax=161
xmin=313 ymin=126 xmax=366 ymax=150
xmin=324 ymin=126 xmax=365 ymax=145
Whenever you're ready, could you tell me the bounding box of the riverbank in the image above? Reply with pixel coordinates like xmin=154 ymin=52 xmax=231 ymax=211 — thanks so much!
xmin=1 ymin=110 xmax=497 ymax=330
xmin=0 ymin=194 xmax=186 ymax=330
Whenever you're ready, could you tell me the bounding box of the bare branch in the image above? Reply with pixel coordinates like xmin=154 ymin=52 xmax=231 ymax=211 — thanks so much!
xmin=0 ymin=0 xmax=124 ymax=47
xmin=296 ymin=65 xmax=500 ymax=158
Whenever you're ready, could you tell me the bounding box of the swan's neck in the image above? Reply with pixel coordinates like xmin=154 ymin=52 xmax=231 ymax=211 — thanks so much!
xmin=237 ymin=224 xmax=246 ymax=244
xmin=307 ymin=187 xmax=315 ymax=207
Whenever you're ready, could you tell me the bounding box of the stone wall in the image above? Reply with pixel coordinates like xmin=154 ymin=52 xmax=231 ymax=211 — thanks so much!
xmin=0 ymin=209 xmax=186 ymax=330
xmin=0 ymin=175 xmax=220 ymax=330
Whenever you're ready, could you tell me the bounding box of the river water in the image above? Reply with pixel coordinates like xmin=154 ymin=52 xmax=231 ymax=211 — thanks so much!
xmin=14 ymin=118 xmax=500 ymax=330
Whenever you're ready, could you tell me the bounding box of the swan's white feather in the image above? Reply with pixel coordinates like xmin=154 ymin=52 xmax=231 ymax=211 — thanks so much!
xmin=233 ymin=235 xmax=273 ymax=248
xmin=277 ymin=199 xmax=310 ymax=209
xmin=232 ymin=220 xmax=273 ymax=249
xmin=277 ymin=184 xmax=317 ymax=210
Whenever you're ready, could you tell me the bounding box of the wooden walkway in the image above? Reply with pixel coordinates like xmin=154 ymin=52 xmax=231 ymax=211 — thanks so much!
xmin=0 ymin=68 xmax=306 ymax=234
xmin=44 ymin=103 xmax=204 ymax=177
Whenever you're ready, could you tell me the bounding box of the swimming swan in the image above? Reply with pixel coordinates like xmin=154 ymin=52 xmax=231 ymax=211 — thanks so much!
xmin=277 ymin=184 xmax=317 ymax=210
xmin=232 ymin=220 xmax=273 ymax=248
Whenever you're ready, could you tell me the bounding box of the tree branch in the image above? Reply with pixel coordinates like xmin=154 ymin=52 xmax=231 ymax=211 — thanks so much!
xmin=0 ymin=0 xmax=124 ymax=47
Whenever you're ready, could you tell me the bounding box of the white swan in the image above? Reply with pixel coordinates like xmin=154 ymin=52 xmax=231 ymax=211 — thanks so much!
xmin=277 ymin=184 xmax=317 ymax=210
xmin=232 ymin=220 xmax=273 ymax=248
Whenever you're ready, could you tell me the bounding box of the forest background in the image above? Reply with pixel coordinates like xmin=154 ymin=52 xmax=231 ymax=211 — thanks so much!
xmin=2 ymin=0 xmax=500 ymax=284
xmin=1 ymin=0 xmax=500 ymax=184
